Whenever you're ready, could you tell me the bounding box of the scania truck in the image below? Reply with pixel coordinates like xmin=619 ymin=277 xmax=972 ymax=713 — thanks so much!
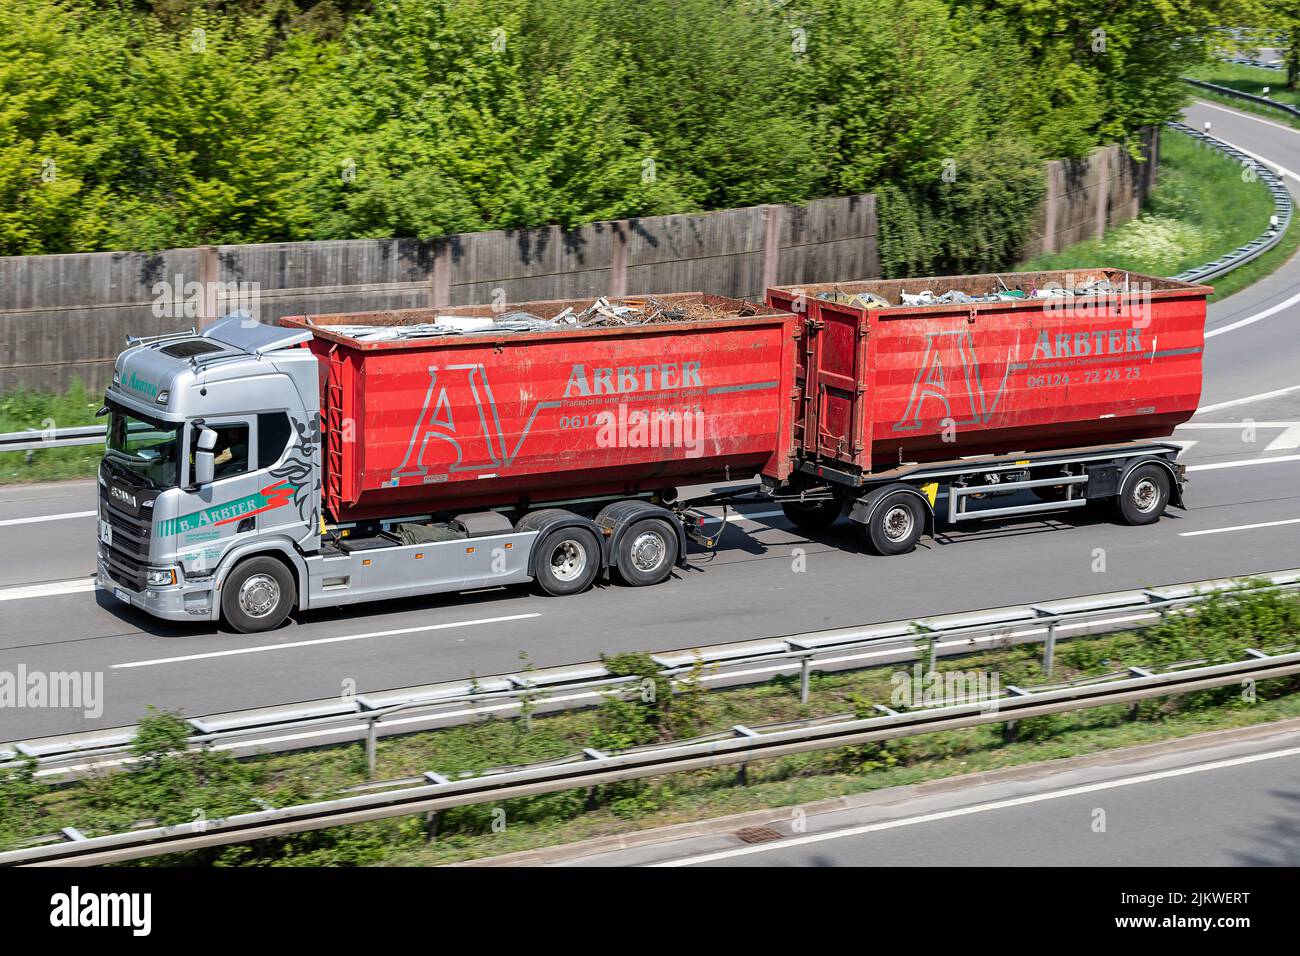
xmin=95 ymin=271 xmax=1208 ymax=633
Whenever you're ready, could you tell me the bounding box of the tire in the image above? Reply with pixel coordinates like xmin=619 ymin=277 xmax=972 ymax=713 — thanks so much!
xmin=221 ymin=556 xmax=295 ymax=633
xmin=533 ymin=526 xmax=601 ymax=596
xmin=781 ymin=498 xmax=841 ymax=532
xmin=1117 ymin=463 xmax=1171 ymax=526
xmin=864 ymin=493 xmax=926 ymax=556
xmin=614 ymin=518 xmax=679 ymax=586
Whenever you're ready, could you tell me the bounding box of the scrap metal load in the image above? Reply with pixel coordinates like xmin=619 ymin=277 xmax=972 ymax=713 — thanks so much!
xmin=280 ymin=294 xmax=796 ymax=523
xmin=321 ymin=295 xmax=744 ymax=342
xmin=767 ymin=268 xmax=1210 ymax=472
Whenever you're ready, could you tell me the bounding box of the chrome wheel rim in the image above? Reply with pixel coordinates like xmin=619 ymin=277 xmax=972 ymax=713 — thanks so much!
xmin=550 ymin=540 xmax=588 ymax=582
xmin=238 ymin=573 xmax=280 ymax=618
xmin=1133 ymin=478 xmax=1160 ymax=513
xmin=630 ymin=531 xmax=667 ymax=573
xmin=882 ymin=504 xmax=914 ymax=542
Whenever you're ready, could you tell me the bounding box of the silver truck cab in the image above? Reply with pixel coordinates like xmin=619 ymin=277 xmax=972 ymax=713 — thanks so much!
xmin=96 ymin=315 xmax=322 ymax=624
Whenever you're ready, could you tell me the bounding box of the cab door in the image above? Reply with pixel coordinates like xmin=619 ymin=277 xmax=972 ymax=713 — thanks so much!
xmin=158 ymin=417 xmax=260 ymax=578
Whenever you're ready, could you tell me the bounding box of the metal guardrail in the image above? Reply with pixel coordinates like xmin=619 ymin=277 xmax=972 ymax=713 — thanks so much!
xmin=1183 ymin=77 xmax=1300 ymax=117
xmin=5 ymin=644 xmax=1299 ymax=866
xmin=0 ymin=425 xmax=105 ymax=454
xmin=1222 ymin=57 xmax=1284 ymax=72
xmin=5 ymin=569 xmax=1298 ymax=783
xmin=1165 ymin=120 xmax=1294 ymax=283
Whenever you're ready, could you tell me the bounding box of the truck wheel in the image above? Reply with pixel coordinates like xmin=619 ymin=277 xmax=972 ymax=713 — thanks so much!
xmin=865 ymin=493 xmax=925 ymax=556
xmin=221 ymin=556 xmax=295 ymax=633
xmin=781 ymin=498 xmax=840 ymax=532
xmin=534 ymin=526 xmax=601 ymax=596
xmin=1118 ymin=464 xmax=1170 ymax=526
xmin=615 ymin=518 xmax=679 ymax=586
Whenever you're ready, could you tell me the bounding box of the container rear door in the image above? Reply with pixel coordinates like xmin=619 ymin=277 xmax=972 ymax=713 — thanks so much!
xmin=804 ymin=304 xmax=868 ymax=466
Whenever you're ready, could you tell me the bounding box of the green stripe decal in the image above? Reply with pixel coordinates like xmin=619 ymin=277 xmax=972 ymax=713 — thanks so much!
xmin=156 ymin=481 xmax=299 ymax=537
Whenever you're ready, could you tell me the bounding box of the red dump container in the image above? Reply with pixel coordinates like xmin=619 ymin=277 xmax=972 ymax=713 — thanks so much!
xmin=281 ymin=294 xmax=797 ymax=523
xmin=767 ymin=269 xmax=1209 ymax=473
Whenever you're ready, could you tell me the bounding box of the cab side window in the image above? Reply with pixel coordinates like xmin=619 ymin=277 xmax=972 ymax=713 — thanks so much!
xmin=191 ymin=424 xmax=250 ymax=482
xmin=258 ymin=412 xmax=292 ymax=468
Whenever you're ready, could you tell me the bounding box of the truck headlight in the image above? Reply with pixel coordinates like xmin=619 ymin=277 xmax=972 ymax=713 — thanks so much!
xmin=146 ymin=567 xmax=177 ymax=587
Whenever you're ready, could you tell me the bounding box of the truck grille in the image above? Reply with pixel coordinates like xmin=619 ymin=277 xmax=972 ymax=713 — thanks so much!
xmin=100 ymin=486 xmax=152 ymax=590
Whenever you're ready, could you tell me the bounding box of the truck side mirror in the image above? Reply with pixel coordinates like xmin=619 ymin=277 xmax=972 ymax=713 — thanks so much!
xmin=193 ymin=427 xmax=218 ymax=487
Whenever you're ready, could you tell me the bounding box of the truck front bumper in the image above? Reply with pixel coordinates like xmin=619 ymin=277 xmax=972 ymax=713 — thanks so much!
xmin=96 ymin=556 xmax=217 ymax=622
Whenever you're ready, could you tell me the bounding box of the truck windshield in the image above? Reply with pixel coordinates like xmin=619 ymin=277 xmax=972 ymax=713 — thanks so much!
xmin=104 ymin=405 xmax=182 ymax=489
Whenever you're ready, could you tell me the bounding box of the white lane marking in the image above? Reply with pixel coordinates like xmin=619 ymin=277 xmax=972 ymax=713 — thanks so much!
xmin=1193 ymin=99 xmax=1300 ymax=142
xmin=0 ymin=578 xmax=97 ymax=603
xmin=1196 ymin=384 xmax=1300 ymax=414
xmin=1180 ymin=516 xmax=1300 ymax=537
xmin=0 ymin=510 xmax=96 ymax=528
xmin=652 ymin=745 xmax=1300 ymax=866
xmin=1267 ymin=424 xmax=1300 ymax=451
xmin=1206 ymin=290 xmax=1300 ymax=339
xmin=1178 ymin=421 xmax=1300 ymax=452
xmin=1200 ymin=138 xmax=1300 ymax=181
xmin=1186 ymin=454 xmax=1300 ymax=472
xmin=112 ymin=613 xmax=541 ymax=669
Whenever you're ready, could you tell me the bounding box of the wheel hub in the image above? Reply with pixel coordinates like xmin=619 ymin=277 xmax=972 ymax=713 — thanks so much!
xmin=883 ymin=504 xmax=914 ymax=541
xmin=1133 ymin=478 xmax=1160 ymax=513
xmin=550 ymin=540 xmax=587 ymax=582
xmin=238 ymin=573 xmax=280 ymax=618
xmin=630 ymin=531 xmax=666 ymax=572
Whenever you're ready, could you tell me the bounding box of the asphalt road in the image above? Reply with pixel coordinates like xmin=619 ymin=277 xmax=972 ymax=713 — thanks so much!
xmin=0 ymin=99 xmax=1297 ymax=741
xmin=549 ymin=724 xmax=1300 ymax=867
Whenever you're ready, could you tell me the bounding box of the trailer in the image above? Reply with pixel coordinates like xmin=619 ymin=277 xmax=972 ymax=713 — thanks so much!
xmin=763 ymin=268 xmax=1209 ymax=552
xmin=92 ymin=270 xmax=1209 ymax=633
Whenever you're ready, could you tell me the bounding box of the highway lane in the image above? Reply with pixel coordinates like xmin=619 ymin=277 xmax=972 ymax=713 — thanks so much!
xmin=1 ymin=448 xmax=1296 ymax=738
xmin=0 ymin=479 xmax=96 ymax=588
xmin=0 ymin=98 xmax=1296 ymax=740
xmin=551 ymin=724 xmax=1300 ymax=867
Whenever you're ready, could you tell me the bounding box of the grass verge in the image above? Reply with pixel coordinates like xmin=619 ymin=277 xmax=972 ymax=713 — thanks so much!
xmin=1188 ymin=61 xmax=1300 ymax=110
xmin=1021 ymin=127 xmax=1278 ymax=301
xmin=2 ymin=587 xmax=1297 ymax=866
xmin=0 ymin=381 xmax=103 ymax=484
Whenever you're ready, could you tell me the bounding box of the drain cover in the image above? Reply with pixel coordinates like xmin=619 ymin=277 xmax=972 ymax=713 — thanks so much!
xmin=734 ymin=825 xmax=784 ymax=845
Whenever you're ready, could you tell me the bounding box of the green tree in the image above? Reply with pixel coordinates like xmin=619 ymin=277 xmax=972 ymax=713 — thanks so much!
xmin=0 ymin=0 xmax=131 ymax=254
